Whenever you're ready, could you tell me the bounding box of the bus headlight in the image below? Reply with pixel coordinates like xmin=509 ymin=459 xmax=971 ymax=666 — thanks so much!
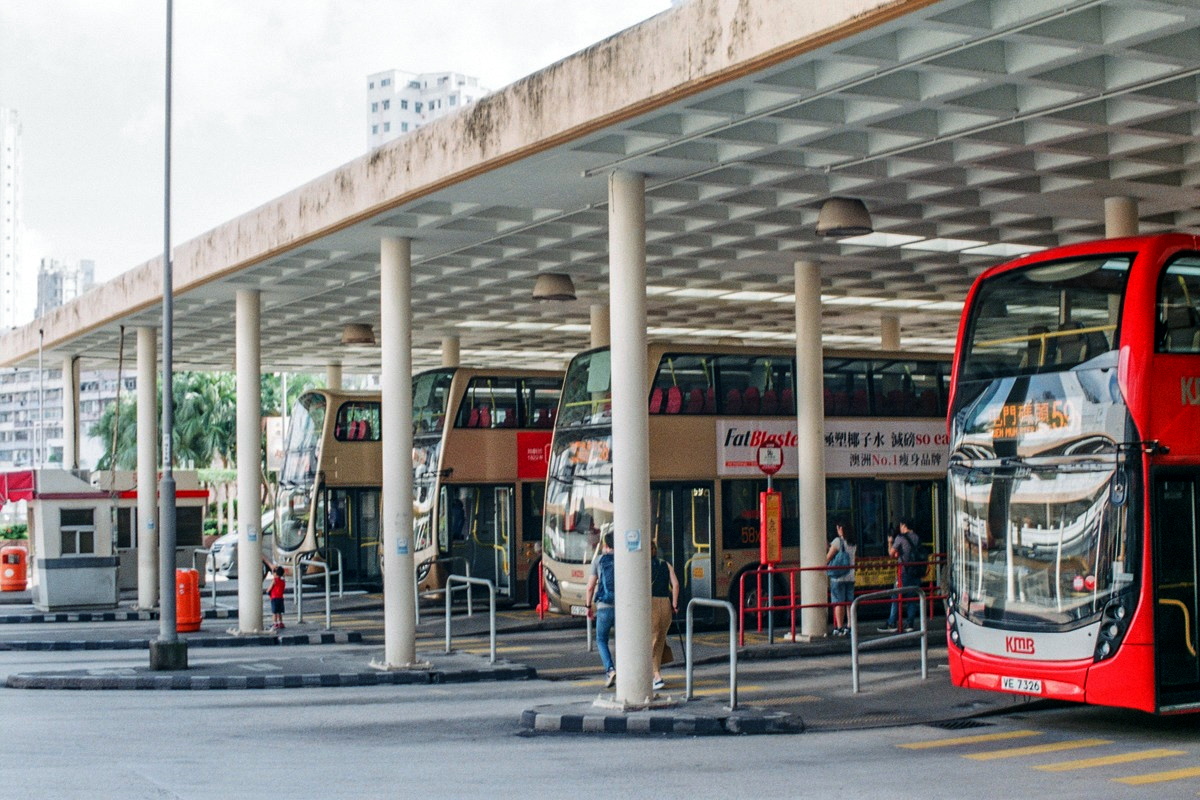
xmin=1094 ymin=596 xmax=1131 ymax=662
xmin=946 ymin=599 xmax=964 ymax=651
xmin=543 ymin=568 xmax=560 ymax=598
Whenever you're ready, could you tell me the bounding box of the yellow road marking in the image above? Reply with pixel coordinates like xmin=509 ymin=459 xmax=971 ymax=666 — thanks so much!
xmin=965 ymin=738 xmax=1111 ymax=761
xmin=689 ymin=685 xmax=763 ymax=697
xmin=1036 ymin=749 xmax=1187 ymax=772
xmin=455 ymin=645 xmax=532 ymax=654
xmin=1114 ymin=767 xmax=1200 ymax=785
xmin=750 ymin=695 xmax=822 ymax=705
xmin=536 ymin=666 xmax=595 ymax=675
xmin=899 ymin=730 xmax=1042 ymax=749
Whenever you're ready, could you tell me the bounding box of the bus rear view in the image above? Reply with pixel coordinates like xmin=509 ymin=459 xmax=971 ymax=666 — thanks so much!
xmin=947 ymin=234 xmax=1200 ymax=714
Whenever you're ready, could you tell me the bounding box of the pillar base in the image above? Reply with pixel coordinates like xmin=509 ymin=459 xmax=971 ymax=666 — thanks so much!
xmin=593 ymin=693 xmax=680 ymax=711
xmin=369 ymin=658 xmax=432 ymax=672
xmin=149 ymin=640 xmax=189 ymax=671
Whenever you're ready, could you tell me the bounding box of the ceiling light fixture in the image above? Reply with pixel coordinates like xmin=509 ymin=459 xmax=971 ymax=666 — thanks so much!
xmin=340 ymin=323 xmax=376 ymax=346
xmin=532 ymin=273 xmax=577 ymax=301
xmin=816 ymin=197 xmax=873 ymax=238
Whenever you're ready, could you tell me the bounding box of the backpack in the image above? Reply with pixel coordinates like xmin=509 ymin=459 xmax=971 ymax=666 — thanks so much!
xmin=902 ymin=531 xmax=928 ymax=581
xmin=828 ymin=541 xmax=852 ymax=579
xmin=593 ymin=553 xmax=615 ymax=605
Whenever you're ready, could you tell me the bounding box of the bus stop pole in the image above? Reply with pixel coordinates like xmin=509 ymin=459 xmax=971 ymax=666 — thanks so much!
xmin=609 ymin=170 xmax=654 ymax=705
xmin=380 ymin=236 xmax=418 ymax=667
xmin=794 ymin=260 xmax=828 ymax=640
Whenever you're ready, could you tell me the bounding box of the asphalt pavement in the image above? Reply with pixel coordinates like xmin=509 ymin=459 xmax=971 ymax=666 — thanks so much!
xmin=0 ymin=582 xmax=1035 ymax=735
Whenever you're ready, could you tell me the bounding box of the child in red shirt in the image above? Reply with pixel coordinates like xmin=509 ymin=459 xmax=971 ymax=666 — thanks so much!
xmin=268 ymin=566 xmax=286 ymax=631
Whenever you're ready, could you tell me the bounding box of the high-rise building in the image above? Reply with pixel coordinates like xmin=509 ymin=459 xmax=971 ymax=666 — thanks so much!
xmin=37 ymin=257 xmax=95 ymax=317
xmin=366 ymin=70 xmax=491 ymax=149
xmin=1 ymin=107 xmax=22 ymax=330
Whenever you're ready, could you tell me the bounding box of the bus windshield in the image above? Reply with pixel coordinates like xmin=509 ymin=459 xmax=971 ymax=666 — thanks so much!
xmin=949 ymin=458 xmax=1135 ymax=629
xmin=277 ymin=393 xmax=325 ymax=551
xmin=959 ymin=255 xmax=1132 ymax=384
xmin=543 ymin=432 xmax=612 ymax=564
xmin=413 ymin=369 xmax=455 ymax=434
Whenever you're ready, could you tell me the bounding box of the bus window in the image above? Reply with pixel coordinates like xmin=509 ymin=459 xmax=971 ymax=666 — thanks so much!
xmin=413 ymin=369 xmax=454 ymax=434
xmin=521 ymin=378 xmax=561 ymax=428
xmin=650 ymin=354 xmax=713 ymax=415
xmin=334 ymin=401 xmax=381 ymax=441
xmin=1157 ymin=255 xmax=1200 ymax=354
xmin=559 ymin=350 xmax=612 ymax=427
xmin=823 ymin=358 xmax=870 ymax=416
xmin=713 ymin=354 xmax=794 ymax=416
xmin=720 ymin=479 xmax=798 ymax=552
xmin=871 ymin=359 xmax=945 ymax=417
xmin=456 ymin=377 xmax=520 ymax=428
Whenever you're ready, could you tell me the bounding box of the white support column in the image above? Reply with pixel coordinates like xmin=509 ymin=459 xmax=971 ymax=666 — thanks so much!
xmin=609 ymin=170 xmax=653 ymax=705
xmin=794 ymin=260 xmax=828 ymax=639
xmin=590 ymin=304 xmax=610 ymax=349
xmin=61 ymin=356 xmax=79 ymax=470
xmin=236 ymin=289 xmax=264 ymax=632
xmin=1105 ymin=197 xmax=1138 ymax=238
xmin=881 ymin=315 xmax=900 ymax=352
xmin=136 ymin=327 xmax=159 ymax=609
xmin=326 ymin=361 xmax=343 ymax=390
xmin=380 ymin=236 xmax=418 ymax=667
xmin=441 ymin=335 xmax=460 ymax=367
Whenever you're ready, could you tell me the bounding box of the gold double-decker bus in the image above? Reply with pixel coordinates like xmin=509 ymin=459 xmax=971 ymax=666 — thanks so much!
xmin=541 ymin=344 xmax=951 ymax=616
xmin=275 ymin=368 xmax=562 ymax=599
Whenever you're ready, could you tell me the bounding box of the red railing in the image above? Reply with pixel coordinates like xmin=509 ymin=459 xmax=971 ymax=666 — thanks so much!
xmin=735 ymin=555 xmax=946 ymax=646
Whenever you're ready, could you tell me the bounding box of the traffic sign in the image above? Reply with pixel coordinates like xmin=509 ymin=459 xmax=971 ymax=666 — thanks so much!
xmin=756 ymin=441 xmax=783 ymax=475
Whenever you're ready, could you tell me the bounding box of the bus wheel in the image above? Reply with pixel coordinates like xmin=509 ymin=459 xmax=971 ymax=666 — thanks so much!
xmin=728 ymin=564 xmax=789 ymax=625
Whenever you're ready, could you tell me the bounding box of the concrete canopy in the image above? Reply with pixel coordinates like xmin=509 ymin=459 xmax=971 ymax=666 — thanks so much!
xmin=4 ymin=0 xmax=1200 ymax=373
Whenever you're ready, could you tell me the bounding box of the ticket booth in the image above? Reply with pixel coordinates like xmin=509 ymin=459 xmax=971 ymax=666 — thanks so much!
xmin=90 ymin=471 xmax=209 ymax=590
xmin=17 ymin=470 xmax=120 ymax=611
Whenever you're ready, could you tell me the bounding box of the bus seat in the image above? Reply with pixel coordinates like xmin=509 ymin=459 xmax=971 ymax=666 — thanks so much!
xmin=918 ymin=389 xmax=938 ymax=416
xmin=760 ymin=388 xmax=778 ymax=414
xmin=704 ymin=387 xmax=716 ymax=413
xmin=885 ymin=390 xmax=903 ymax=414
xmin=823 ymin=388 xmax=833 ymax=411
xmin=335 ymin=425 xmax=345 ymax=439
xmin=851 ymin=389 xmax=868 ymax=415
xmin=724 ymin=388 xmax=743 ymax=414
xmin=499 ymin=409 xmax=517 ymax=427
xmin=1019 ymin=324 xmax=1053 ymax=368
xmin=1056 ymin=321 xmax=1087 ymax=365
xmin=478 ymin=406 xmax=492 ymax=428
xmin=685 ymin=388 xmax=704 ymax=414
xmin=832 ymin=391 xmax=848 ymax=415
xmin=665 ymin=386 xmax=683 ymax=414
xmin=742 ymin=386 xmax=760 ymax=414
xmin=781 ymin=388 xmax=794 ymax=414
xmin=468 ymin=407 xmax=480 ymax=428
xmin=648 ymin=387 xmax=664 ymax=414
xmin=358 ymin=421 xmax=372 ymax=440
xmin=1164 ymin=306 xmax=1200 ymax=352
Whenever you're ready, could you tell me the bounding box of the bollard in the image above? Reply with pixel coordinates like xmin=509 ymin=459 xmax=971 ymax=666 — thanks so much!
xmin=1 ymin=545 xmax=28 ymax=592
xmin=175 ymin=568 xmax=202 ymax=632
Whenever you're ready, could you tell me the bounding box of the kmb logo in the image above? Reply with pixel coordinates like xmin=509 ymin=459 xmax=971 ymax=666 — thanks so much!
xmin=1005 ymin=636 xmax=1036 ymax=655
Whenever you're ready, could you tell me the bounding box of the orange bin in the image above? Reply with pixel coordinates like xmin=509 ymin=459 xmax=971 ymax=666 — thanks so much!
xmin=1 ymin=545 xmax=27 ymax=592
xmin=176 ymin=568 xmax=202 ymax=632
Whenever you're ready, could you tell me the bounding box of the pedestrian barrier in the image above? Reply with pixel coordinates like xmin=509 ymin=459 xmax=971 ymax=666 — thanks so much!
xmin=849 ymin=586 xmax=928 ymax=693
xmin=415 ymin=556 xmax=471 ymax=625
xmin=444 ymin=575 xmax=496 ymax=664
xmin=685 ymin=597 xmax=738 ymax=710
xmin=295 ymin=549 xmax=342 ymax=630
xmin=175 ymin=568 xmax=202 ymax=632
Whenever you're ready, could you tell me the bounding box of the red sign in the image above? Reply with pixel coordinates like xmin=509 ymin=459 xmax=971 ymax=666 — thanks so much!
xmin=516 ymin=431 xmax=553 ymax=479
xmin=756 ymin=441 xmax=783 ymax=475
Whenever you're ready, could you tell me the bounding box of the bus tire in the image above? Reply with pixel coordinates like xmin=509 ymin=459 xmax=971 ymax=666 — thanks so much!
xmin=728 ymin=563 xmax=788 ymax=624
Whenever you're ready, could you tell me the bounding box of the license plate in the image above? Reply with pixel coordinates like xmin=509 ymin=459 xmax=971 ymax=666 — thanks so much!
xmin=569 ymin=605 xmax=588 ymax=617
xmin=1000 ymin=676 xmax=1042 ymax=694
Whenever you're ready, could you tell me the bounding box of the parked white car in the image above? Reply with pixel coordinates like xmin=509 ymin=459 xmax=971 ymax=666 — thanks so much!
xmin=207 ymin=512 xmax=274 ymax=578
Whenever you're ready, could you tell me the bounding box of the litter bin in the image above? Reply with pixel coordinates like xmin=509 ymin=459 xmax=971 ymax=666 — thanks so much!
xmin=1 ymin=545 xmax=27 ymax=592
xmin=176 ymin=568 xmax=202 ymax=632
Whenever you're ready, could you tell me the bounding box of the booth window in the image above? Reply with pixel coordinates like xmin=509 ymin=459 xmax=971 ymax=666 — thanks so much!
xmin=60 ymin=508 xmax=95 ymax=556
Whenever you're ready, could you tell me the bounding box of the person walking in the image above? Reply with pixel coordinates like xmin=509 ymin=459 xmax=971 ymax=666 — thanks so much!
xmin=825 ymin=521 xmax=856 ymax=636
xmin=881 ymin=520 xmax=922 ymax=632
xmin=585 ymin=531 xmax=617 ymax=687
xmin=649 ymin=542 xmax=680 ymax=690
xmin=268 ymin=565 xmax=287 ymax=631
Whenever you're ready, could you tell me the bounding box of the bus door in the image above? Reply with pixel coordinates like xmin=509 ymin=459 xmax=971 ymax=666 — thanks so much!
xmin=651 ymin=483 xmax=713 ymax=610
xmin=1152 ymin=473 xmax=1200 ymax=704
xmin=445 ymin=484 xmax=515 ymax=598
xmin=321 ymin=488 xmax=382 ymax=586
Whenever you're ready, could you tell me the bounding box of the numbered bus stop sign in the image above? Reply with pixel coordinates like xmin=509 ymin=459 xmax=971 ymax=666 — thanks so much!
xmin=756 ymin=443 xmax=783 ymax=476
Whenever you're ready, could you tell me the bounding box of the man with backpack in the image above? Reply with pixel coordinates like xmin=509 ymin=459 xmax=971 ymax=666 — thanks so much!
xmin=585 ymin=530 xmax=617 ymax=687
xmin=880 ymin=520 xmax=926 ymax=633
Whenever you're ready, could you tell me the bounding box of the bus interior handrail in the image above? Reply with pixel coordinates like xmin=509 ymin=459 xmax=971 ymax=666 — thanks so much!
xmin=444 ymin=575 xmax=497 ymax=664
xmin=685 ymin=597 xmax=738 ymax=710
xmin=849 ymin=586 xmax=928 ymax=693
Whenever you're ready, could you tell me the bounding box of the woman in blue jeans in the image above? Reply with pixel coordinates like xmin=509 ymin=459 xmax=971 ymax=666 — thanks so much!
xmin=585 ymin=531 xmax=617 ymax=687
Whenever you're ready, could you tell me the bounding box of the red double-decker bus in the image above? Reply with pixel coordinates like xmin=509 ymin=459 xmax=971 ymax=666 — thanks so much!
xmin=947 ymin=233 xmax=1200 ymax=714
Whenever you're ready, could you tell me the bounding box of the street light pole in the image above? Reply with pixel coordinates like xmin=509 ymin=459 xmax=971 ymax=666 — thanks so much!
xmin=150 ymin=0 xmax=185 ymax=670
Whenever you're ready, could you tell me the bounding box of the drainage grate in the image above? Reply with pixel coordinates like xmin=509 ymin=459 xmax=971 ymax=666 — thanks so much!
xmin=928 ymin=719 xmax=994 ymax=730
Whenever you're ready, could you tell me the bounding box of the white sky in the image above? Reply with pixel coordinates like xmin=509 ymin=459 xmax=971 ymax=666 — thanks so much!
xmin=0 ymin=0 xmax=672 ymax=287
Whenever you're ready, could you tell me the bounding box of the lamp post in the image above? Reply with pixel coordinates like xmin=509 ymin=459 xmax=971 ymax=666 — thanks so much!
xmin=150 ymin=0 xmax=185 ymax=670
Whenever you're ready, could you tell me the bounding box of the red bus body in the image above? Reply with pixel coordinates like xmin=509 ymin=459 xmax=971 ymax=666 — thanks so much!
xmin=947 ymin=234 xmax=1200 ymax=714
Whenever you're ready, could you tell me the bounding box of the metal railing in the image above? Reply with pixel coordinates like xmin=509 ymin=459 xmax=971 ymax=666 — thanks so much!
xmin=415 ymin=556 xmax=472 ymax=625
xmin=685 ymin=598 xmax=738 ymax=710
xmin=444 ymin=575 xmax=497 ymax=664
xmin=849 ymin=586 xmax=928 ymax=693
xmin=293 ymin=549 xmax=343 ymax=630
xmin=190 ymin=547 xmax=233 ymax=610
